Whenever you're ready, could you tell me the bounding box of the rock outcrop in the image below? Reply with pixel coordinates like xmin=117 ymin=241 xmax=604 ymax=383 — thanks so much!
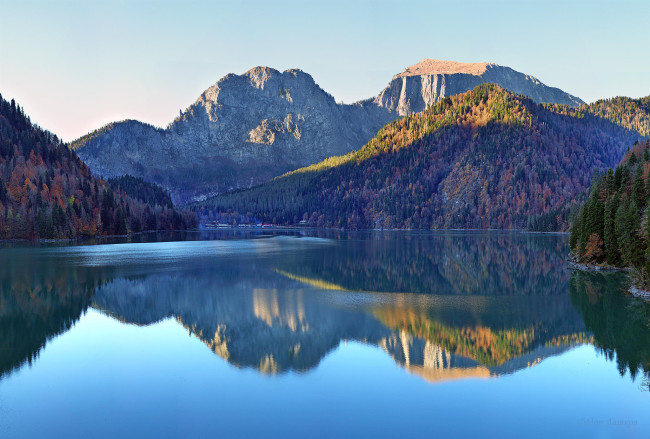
xmin=374 ymin=59 xmax=584 ymax=115
xmin=71 ymin=60 xmax=584 ymax=203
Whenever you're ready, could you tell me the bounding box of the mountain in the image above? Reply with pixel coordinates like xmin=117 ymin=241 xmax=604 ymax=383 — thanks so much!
xmin=373 ymin=59 xmax=583 ymax=115
xmin=71 ymin=67 xmax=394 ymax=203
xmin=70 ymin=60 xmax=585 ymax=203
xmin=195 ymin=84 xmax=644 ymax=229
xmin=0 ymin=94 xmax=196 ymax=239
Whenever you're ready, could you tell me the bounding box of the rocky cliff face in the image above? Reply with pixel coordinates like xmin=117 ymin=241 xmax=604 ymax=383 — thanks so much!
xmin=71 ymin=61 xmax=583 ymax=203
xmin=374 ymin=59 xmax=584 ymax=115
xmin=72 ymin=67 xmax=394 ymax=203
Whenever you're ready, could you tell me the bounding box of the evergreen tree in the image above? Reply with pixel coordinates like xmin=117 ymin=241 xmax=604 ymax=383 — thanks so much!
xmin=114 ymin=207 xmax=128 ymax=235
xmin=632 ymin=168 xmax=646 ymax=208
xmin=603 ymin=196 xmax=620 ymax=265
xmin=572 ymin=141 xmax=650 ymax=284
xmin=0 ymin=178 xmax=6 ymax=204
xmin=605 ymin=168 xmax=616 ymax=195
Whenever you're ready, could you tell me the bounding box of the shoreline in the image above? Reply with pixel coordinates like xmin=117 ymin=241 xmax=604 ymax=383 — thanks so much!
xmin=0 ymin=229 xmax=200 ymax=244
xmin=629 ymin=286 xmax=650 ymax=300
xmin=567 ymin=260 xmax=632 ymax=273
xmin=568 ymin=259 xmax=650 ymax=302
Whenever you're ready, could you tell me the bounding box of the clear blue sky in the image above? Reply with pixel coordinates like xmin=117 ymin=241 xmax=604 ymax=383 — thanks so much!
xmin=1 ymin=0 xmax=648 ymax=141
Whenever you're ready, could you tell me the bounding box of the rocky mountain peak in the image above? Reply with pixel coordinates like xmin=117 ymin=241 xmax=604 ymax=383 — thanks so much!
xmin=375 ymin=58 xmax=584 ymax=116
xmin=244 ymin=66 xmax=281 ymax=89
xmin=72 ymin=60 xmax=586 ymax=203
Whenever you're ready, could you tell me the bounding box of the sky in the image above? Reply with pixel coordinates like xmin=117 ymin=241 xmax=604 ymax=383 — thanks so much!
xmin=1 ymin=0 xmax=649 ymax=142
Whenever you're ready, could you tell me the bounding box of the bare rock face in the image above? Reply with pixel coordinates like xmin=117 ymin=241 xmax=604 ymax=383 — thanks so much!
xmin=73 ymin=67 xmax=394 ymax=204
xmin=374 ymin=59 xmax=584 ymax=116
xmin=72 ymin=60 xmax=583 ymax=203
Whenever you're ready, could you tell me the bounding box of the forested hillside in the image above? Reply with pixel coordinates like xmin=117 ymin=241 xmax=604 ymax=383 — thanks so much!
xmin=0 ymin=95 xmax=196 ymax=239
xmin=570 ymin=140 xmax=650 ymax=285
xmin=584 ymin=96 xmax=650 ymax=136
xmin=107 ymin=175 xmax=174 ymax=209
xmin=195 ymin=84 xmax=642 ymax=229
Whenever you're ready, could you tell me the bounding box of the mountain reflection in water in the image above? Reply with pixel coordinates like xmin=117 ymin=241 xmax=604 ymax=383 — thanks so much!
xmin=1 ymin=231 xmax=648 ymax=386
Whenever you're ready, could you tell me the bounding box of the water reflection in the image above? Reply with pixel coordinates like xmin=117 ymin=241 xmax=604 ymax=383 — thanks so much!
xmin=1 ymin=232 xmax=649 ymax=386
xmin=569 ymin=271 xmax=650 ymax=387
xmin=0 ymin=250 xmax=113 ymax=378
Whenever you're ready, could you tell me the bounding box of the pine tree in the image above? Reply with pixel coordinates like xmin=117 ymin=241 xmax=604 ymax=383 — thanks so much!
xmin=569 ymin=215 xmax=581 ymax=251
xmin=626 ymin=201 xmax=644 ymax=267
xmin=603 ymin=196 xmax=620 ymax=265
xmin=632 ymin=167 xmax=645 ymax=208
xmin=605 ymin=168 xmax=616 ymax=195
xmin=629 ymin=150 xmax=638 ymax=166
xmin=0 ymin=178 xmax=6 ymax=204
xmin=614 ymin=166 xmax=623 ymax=189
xmin=115 ymin=207 xmax=127 ymax=235
xmin=645 ymin=206 xmax=650 ymax=281
xmin=614 ymin=201 xmax=628 ymax=264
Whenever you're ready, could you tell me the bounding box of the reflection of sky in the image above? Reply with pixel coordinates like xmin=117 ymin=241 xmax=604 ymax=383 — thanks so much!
xmin=1 ymin=309 xmax=648 ymax=439
xmin=42 ymin=237 xmax=332 ymax=268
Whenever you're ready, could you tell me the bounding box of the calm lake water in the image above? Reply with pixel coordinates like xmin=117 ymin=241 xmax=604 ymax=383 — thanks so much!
xmin=1 ymin=230 xmax=649 ymax=438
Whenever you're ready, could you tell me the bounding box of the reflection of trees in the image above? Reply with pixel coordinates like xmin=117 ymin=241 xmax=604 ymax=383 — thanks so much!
xmin=91 ymin=254 xmax=589 ymax=375
xmin=274 ymin=232 xmax=570 ymax=295
xmin=5 ymin=234 xmax=644 ymax=385
xmin=569 ymin=271 xmax=650 ymax=387
xmin=91 ymin=266 xmax=393 ymax=374
xmin=371 ymin=294 xmax=590 ymax=367
xmin=0 ymin=250 xmax=112 ymax=378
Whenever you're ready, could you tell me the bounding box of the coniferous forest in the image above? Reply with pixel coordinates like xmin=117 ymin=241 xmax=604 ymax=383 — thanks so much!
xmin=570 ymin=140 xmax=650 ymax=285
xmin=0 ymin=95 xmax=197 ymax=240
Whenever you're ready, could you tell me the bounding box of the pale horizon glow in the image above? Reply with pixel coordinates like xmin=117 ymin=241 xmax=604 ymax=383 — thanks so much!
xmin=1 ymin=0 xmax=649 ymax=142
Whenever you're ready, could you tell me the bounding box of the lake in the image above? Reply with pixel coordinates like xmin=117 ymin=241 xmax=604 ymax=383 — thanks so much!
xmin=1 ymin=230 xmax=648 ymax=438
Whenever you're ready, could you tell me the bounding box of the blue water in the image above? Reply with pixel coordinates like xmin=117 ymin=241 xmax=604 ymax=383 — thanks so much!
xmin=0 ymin=230 xmax=648 ymax=438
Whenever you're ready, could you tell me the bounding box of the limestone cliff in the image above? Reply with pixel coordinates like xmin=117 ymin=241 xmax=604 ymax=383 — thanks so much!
xmin=374 ymin=59 xmax=584 ymax=115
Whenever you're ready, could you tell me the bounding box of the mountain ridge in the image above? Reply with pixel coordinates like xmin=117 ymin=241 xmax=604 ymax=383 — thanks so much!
xmin=71 ymin=60 xmax=587 ymax=203
xmin=195 ymin=84 xmax=642 ymax=229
